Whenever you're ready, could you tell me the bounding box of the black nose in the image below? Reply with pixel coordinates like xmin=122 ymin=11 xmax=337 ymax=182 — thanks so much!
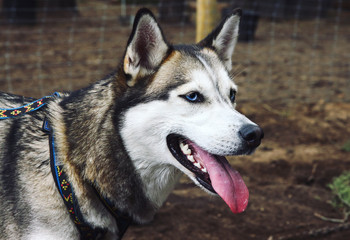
xmin=239 ymin=124 xmax=264 ymax=148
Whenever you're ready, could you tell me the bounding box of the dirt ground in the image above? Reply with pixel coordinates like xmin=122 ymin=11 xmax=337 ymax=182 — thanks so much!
xmin=1 ymin=2 xmax=350 ymax=239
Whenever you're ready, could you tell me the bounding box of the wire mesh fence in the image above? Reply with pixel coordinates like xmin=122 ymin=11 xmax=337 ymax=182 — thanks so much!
xmin=0 ymin=0 xmax=349 ymax=104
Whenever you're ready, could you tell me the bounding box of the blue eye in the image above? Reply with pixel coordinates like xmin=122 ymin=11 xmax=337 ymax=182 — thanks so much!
xmin=186 ymin=92 xmax=198 ymax=101
xmin=181 ymin=92 xmax=204 ymax=103
xmin=230 ymin=89 xmax=236 ymax=103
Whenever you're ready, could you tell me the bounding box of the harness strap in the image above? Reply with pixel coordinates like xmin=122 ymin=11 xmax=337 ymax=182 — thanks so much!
xmin=43 ymin=120 xmax=105 ymax=240
xmin=0 ymin=92 xmax=60 ymax=119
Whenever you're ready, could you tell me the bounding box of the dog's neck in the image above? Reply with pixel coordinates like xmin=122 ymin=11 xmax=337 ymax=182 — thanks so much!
xmin=51 ymin=77 xmax=184 ymax=227
xmin=132 ymin=158 xmax=183 ymax=208
xmin=51 ymin=80 xmax=159 ymax=225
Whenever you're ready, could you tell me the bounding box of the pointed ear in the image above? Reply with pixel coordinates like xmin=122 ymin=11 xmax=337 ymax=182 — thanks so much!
xmin=123 ymin=8 xmax=169 ymax=87
xmin=198 ymin=9 xmax=241 ymax=70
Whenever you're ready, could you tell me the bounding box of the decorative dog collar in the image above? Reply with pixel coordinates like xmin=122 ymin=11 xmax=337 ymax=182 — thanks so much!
xmin=0 ymin=92 xmax=60 ymax=119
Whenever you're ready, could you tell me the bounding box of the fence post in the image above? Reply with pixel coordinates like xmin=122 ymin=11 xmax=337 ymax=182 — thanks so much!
xmin=196 ymin=0 xmax=219 ymax=42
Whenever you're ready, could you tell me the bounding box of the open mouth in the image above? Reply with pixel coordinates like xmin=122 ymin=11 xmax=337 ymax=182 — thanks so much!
xmin=166 ymin=134 xmax=249 ymax=214
xmin=167 ymin=134 xmax=215 ymax=193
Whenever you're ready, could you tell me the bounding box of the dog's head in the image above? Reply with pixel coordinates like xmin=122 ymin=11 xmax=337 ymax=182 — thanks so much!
xmin=120 ymin=9 xmax=263 ymax=214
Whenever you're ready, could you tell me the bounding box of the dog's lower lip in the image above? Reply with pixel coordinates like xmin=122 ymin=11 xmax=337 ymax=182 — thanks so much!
xmin=196 ymin=176 xmax=216 ymax=193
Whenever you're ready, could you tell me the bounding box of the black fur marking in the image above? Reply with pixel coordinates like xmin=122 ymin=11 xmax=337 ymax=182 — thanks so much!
xmin=173 ymin=44 xmax=201 ymax=54
xmin=2 ymin=120 xmax=20 ymax=205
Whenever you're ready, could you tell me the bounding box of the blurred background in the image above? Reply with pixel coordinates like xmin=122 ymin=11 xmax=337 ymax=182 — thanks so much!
xmin=1 ymin=1 xmax=350 ymax=239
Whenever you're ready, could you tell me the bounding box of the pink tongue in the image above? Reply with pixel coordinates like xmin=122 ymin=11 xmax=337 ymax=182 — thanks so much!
xmin=192 ymin=144 xmax=249 ymax=213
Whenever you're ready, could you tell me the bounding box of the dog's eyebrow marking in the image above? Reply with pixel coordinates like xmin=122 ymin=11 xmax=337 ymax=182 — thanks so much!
xmin=196 ymin=54 xmax=216 ymax=84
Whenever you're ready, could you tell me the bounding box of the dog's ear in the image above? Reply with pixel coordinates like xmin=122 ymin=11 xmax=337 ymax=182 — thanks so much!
xmin=198 ymin=9 xmax=241 ymax=71
xmin=123 ymin=8 xmax=169 ymax=87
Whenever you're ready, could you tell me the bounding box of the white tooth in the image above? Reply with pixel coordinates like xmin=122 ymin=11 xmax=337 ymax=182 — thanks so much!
xmin=194 ymin=162 xmax=201 ymax=169
xmin=180 ymin=142 xmax=185 ymax=149
xmin=182 ymin=145 xmax=191 ymax=155
xmin=187 ymin=155 xmax=195 ymax=162
xmin=201 ymin=167 xmax=207 ymax=173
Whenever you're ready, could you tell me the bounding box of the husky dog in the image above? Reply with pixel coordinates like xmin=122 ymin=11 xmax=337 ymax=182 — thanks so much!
xmin=0 ymin=8 xmax=263 ymax=240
